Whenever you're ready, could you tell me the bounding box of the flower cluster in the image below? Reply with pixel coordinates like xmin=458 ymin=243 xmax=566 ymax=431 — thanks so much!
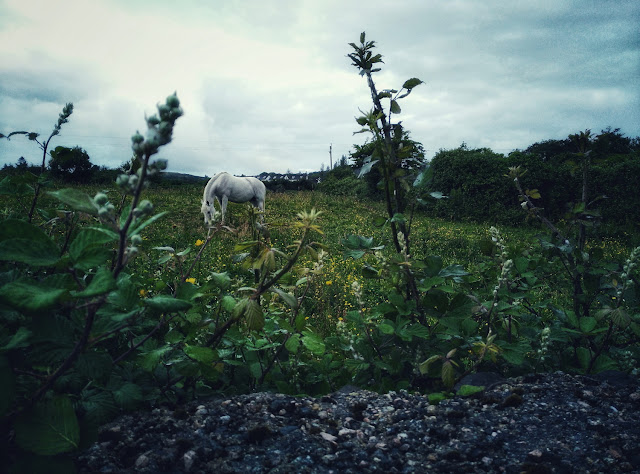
xmin=489 ymin=226 xmax=513 ymax=300
xmin=351 ymin=280 xmax=363 ymax=307
xmin=537 ymin=327 xmax=551 ymax=363
xmin=116 ymin=94 xmax=182 ymax=194
xmin=616 ymin=246 xmax=640 ymax=301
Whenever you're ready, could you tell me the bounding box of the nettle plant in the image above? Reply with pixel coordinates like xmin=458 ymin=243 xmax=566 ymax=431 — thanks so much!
xmin=340 ymin=33 xmax=499 ymax=391
xmin=507 ymin=130 xmax=640 ymax=374
xmin=0 ymin=94 xmax=330 ymax=470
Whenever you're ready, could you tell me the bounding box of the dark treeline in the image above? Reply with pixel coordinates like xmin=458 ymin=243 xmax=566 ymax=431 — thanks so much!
xmin=318 ymin=127 xmax=640 ymax=237
xmin=3 ymin=128 xmax=638 ymax=235
xmin=423 ymin=128 xmax=640 ymax=235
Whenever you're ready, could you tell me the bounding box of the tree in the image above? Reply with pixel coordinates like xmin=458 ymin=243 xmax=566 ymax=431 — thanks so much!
xmin=525 ymin=138 xmax=572 ymax=161
xmin=48 ymin=146 xmax=95 ymax=182
xmin=592 ymin=127 xmax=634 ymax=156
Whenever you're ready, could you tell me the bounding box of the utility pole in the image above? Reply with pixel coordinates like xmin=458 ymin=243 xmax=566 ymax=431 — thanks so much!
xmin=329 ymin=143 xmax=333 ymax=170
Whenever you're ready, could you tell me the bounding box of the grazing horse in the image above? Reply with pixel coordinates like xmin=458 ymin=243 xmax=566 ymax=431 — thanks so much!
xmin=201 ymin=172 xmax=266 ymax=226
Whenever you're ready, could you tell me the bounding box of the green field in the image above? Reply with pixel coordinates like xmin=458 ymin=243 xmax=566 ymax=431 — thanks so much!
xmin=2 ymin=175 xmax=639 ymax=467
xmin=107 ymin=185 xmax=542 ymax=324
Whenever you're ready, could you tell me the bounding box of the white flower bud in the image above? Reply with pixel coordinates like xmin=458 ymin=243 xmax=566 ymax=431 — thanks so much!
xmin=94 ymin=192 xmax=109 ymax=206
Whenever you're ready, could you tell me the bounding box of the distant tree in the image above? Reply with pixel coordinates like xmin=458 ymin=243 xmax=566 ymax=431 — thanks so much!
xmin=49 ymin=146 xmax=95 ymax=182
xmin=592 ymin=127 xmax=634 ymax=156
xmin=16 ymin=157 xmax=28 ymax=170
xmin=525 ymin=138 xmax=573 ymax=161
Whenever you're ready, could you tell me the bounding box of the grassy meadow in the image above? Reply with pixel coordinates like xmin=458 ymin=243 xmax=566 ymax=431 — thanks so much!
xmin=2 ymin=181 xmax=632 ymax=339
xmin=126 ymin=185 xmax=534 ymax=323
xmin=3 ymin=182 xmax=631 ymax=329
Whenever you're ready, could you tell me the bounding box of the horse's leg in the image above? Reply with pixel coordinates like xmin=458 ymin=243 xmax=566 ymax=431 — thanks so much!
xmin=221 ymin=195 xmax=228 ymax=224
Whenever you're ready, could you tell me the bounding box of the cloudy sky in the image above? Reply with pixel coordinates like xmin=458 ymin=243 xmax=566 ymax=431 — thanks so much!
xmin=1 ymin=0 xmax=638 ymax=177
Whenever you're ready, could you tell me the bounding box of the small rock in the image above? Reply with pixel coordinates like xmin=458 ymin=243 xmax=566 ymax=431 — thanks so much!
xmin=135 ymin=454 xmax=149 ymax=469
xmin=183 ymin=450 xmax=197 ymax=471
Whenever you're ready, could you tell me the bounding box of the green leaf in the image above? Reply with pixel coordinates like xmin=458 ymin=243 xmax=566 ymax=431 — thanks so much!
xmin=72 ymin=266 xmax=116 ymax=298
xmin=390 ymin=213 xmax=406 ymax=224
xmin=302 ymin=331 xmax=325 ymax=355
xmin=0 ymin=219 xmax=60 ymax=266
xmin=144 ymin=296 xmax=192 ymax=312
xmin=418 ymin=276 xmax=445 ymax=292
xmin=418 ymin=354 xmax=441 ymax=375
xmin=48 ymin=188 xmax=99 ymax=215
xmin=128 ymin=211 xmax=168 ymax=236
xmin=138 ymin=345 xmax=171 ymax=371
xmin=184 ymin=345 xmax=216 ymax=365
xmin=378 ymin=321 xmax=395 ymax=335
xmin=106 ymin=274 xmax=138 ymax=310
xmin=285 ymin=334 xmax=301 ymax=354
xmin=233 ymin=299 xmax=264 ymax=331
xmin=357 ymin=159 xmax=379 ymax=178
xmin=457 ymin=385 xmax=485 ymax=397
xmin=344 ymin=358 xmax=370 ymax=371
xmin=344 ymin=249 xmax=365 ymax=259
xmin=441 ymin=360 xmax=456 ymax=389
xmin=439 ymin=264 xmax=469 ymax=279
xmin=271 ymin=287 xmax=298 ymax=309
xmin=514 ymin=257 xmax=529 ymax=274
xmin=210 ymin=272 xmax=232 ymax=290
xmin=0 ymin=279 xmax=67 ymax=311
xmin=245 ymin=299 xmax=265 ymax=331
xmin=579 ymin=317 xmax=598 ymax=333
xmin=0 ymin=238 xmax=60 ymax=266
xmin=427 ymin=392 xmax=447 ymax=404
xmin=14 ymin=395 xmax=80 ymax=455
xmin=402 ymin=78 xmax=423 ymax=90
xmin=112 ymin=382 xmax=143 ymax=409
xmin=69 ymin=228 xmax=117 ymax=263
xmin=0 ymin=326 xmax=32 ymax=352
xmin=576 ymin=347 xmax=591 ymax=371
xmin=390 ymin=100 xmax=401 ymax=114
xmin=442 ymin=360 xmax=456 ymax=389
xmin=405 ymin=323 xmax=430 ymax=339
xmin=221 ymin=295 xmax=236 ymax=312
xmin=423 ymin=255 xmax=443 ymax=277
xmin=609 ymin=308 xmax=630 ymax=328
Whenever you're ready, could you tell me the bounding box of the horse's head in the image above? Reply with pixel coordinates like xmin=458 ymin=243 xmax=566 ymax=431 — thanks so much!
xmin=201 ymin=200 xmax=216 ymax=227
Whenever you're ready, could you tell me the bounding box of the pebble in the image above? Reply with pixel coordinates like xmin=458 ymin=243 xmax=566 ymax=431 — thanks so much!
xmin=183 ymin=450 xmax=197 ymax=471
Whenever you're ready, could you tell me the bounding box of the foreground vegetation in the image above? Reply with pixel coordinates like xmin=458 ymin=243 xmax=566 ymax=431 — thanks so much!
xmin=0 ymin=34 xmax=638 ymax=472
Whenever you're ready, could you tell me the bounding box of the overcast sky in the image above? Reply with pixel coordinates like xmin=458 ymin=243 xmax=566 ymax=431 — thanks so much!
xmin=1 ymin=0 xmax=638 ymax=177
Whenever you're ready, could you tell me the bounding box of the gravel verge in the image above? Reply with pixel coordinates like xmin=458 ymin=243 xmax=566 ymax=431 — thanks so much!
xmin=75 ymin=371 xmax=640 ymax=473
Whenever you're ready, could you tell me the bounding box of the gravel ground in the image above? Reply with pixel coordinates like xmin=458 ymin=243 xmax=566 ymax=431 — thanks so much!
xmin=75 ymin=371 xmax=640 ymax=473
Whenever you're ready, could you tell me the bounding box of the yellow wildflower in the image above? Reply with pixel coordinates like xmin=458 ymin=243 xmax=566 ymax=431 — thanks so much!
xmin=185 ymin=277 xmax=196 ymax=284
xmin=139 ymin=289 xmax=148 ymax=297
xmin=195 ymin=239 xmax=205 ymax=247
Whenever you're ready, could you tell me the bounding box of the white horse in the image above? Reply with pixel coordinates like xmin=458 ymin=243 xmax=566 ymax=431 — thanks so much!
xmin=201 ymin=172 xmax=266 ymax=226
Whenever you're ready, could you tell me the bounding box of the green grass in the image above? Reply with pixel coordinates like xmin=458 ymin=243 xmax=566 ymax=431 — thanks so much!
xmin=1 ymin=181 xmax=631 ymax=334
